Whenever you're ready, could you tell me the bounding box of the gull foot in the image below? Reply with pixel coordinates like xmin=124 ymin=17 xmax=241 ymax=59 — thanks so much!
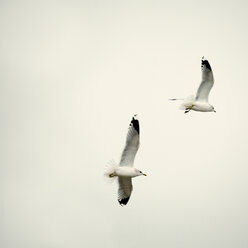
xmin=184 ymin=105 xmax=194 ymax=114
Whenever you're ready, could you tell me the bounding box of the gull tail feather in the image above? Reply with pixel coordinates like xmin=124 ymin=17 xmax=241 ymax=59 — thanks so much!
xmin=104 ymin=160 xmax=118 ymax=183
xmin=179 ymin=95 xmax=195 ymax=110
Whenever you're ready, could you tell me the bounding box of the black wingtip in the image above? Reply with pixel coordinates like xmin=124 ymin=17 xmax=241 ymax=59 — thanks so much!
xmin=130 ymin=115 xmax=139 ymax=134
xmin=118 ymin=197 xmax=130 ymax=206
xmin=201 ymin=58 xmax=212 ymax=70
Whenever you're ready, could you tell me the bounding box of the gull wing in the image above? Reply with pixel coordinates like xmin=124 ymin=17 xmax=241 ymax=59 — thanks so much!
xmin=118 ymin=177 xmax=133 ymax=206
xmin=119 ymin=115 xmax=140 ymax=167
xmin=196 ymin=59 xmax=214 ymax=102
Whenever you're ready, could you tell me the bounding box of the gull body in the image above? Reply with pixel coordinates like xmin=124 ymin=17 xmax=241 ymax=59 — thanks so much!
xmin=183 ymin=99 xmax=215 ymax=112
xmin=111 ymin=167 xmax=146 ymax=178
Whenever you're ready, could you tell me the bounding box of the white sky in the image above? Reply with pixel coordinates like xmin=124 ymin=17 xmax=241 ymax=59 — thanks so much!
xmin=1 ymin=0 xmax=248 ymax=247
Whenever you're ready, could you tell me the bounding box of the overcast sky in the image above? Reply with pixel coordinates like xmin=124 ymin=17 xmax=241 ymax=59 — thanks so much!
xmin=1 ymin=0 xmax=248 ymax=247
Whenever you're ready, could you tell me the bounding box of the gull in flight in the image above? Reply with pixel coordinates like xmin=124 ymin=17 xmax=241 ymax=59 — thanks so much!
xmin=105 ymin=115 xmax=146 ymax=206
xmin=170 ymin=57 xmax=216 ymax=113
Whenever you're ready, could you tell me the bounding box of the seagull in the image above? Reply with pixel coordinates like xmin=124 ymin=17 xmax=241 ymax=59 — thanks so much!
xmin=104 ymin=115 xmax=146 ymax=206
xmin=170 ymin=57 xmax=216 ymax=113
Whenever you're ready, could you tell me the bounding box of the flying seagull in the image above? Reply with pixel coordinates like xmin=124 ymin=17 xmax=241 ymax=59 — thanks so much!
xmin=170 ymin=57 xmax=216 ymax=113
xmin=104 ymin=115 xmax=146 ymax=206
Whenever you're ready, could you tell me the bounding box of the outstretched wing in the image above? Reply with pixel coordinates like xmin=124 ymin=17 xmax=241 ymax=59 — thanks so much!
xmin=119 ymin=115 xmax=140 ymax=167
xmin=118 ymin=177 xmax=133 ymax=206
xmin=196 ymin=59 xmax=214 ymax=102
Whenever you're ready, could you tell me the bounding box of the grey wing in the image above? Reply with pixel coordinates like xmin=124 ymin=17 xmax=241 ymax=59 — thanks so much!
xmin=118 ymin=177 xmax=133 ymax=206
xmin=119 ymin=115 xmax=140 ymax=167
xmin=196 ymin=59 xmax=214 ymax=102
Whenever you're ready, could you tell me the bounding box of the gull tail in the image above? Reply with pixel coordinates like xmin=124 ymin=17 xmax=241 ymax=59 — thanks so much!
xmin=104 ymin=160 xmax=118 ymax=183
xmin=179 ymin=95 xmax=195 ymax=110
xmin=170 ymin=95 xmax=195 ymax=110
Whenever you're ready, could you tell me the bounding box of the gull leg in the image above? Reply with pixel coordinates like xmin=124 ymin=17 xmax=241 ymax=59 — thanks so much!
xmin=184 ymin=105 xmax=194 ymax=114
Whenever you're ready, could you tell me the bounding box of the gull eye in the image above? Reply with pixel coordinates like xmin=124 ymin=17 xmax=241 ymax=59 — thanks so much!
xmin=139 ymin=171 xmax=142 ymax=173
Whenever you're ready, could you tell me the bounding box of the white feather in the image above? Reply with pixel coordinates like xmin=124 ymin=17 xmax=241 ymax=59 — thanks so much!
xmin=104 ymin=160 xmax=118 ymax=183
xmin=179 ymin=95 xmax=195 ymax=109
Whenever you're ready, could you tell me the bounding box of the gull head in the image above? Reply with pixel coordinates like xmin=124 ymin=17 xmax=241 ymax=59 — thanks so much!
xmin=135 ymin=169 xmax=147 ymax=177
xmin=211 ymin=105 xmax=216 ymax=112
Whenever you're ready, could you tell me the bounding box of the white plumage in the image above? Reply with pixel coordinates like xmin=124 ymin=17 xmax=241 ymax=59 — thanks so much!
xmin=105 ymin=115 xmax=146 ymax=206
xmin=170 ymin=58 xmax=216 ymax=113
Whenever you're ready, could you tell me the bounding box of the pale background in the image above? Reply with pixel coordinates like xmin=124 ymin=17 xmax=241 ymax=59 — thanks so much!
xmin=1 ymin=0 xmax=248 ymax=247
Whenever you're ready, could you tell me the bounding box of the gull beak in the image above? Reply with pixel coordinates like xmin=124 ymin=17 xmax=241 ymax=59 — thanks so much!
xmin=214 ymin=110 xmax=216 ymax=113
xmin=143 ymin=173 xmax=147 ymax=176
